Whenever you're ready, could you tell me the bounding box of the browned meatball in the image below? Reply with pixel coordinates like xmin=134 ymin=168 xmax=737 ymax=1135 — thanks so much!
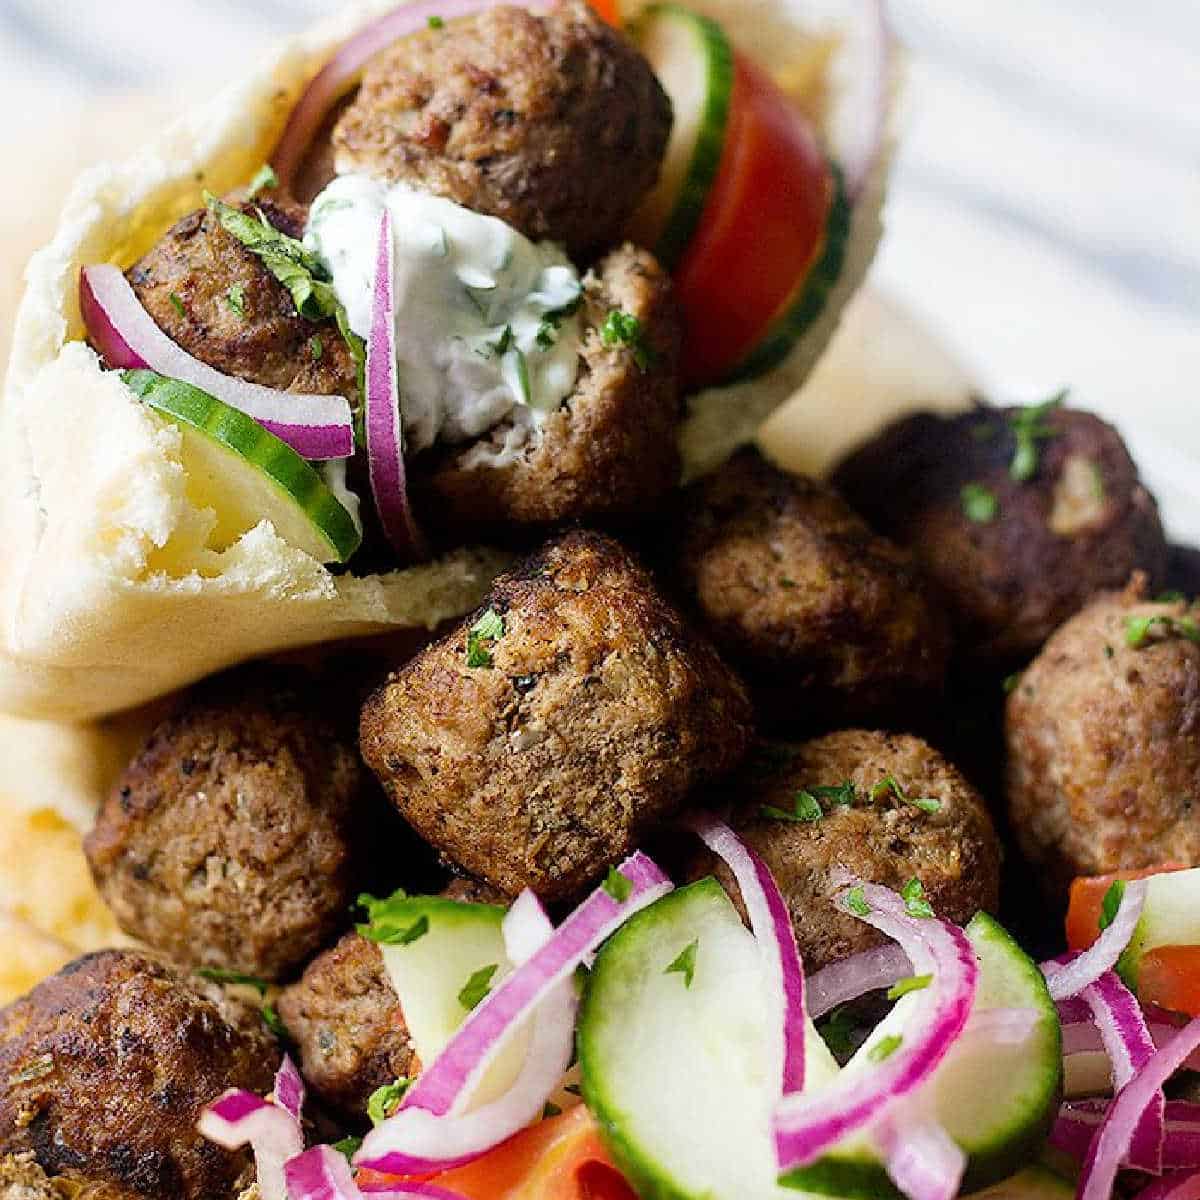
xmin=0 ymin=951 xmax=276 ymax=1200
xmin=333 ymin=1 xmax=671 ymax=257
xmin=831 ymin=403 xmax=1168 ymax=664
xmin=1006 ymin=576 xmax=1200 ymax=895
xmin=123 ymin=193 xmax=356 ymax=399
xmin=670 ymin=449 xmax=951 ymax=728
xmin=695 ymin=731 xmax=1001 ymax=971
xmin=414 ymin=244 xmax=682 ymax=538
xmin=85 ymin=669 xmax=369 ymax=982
xmin=360 ymin=530 xmax=755 ymax=900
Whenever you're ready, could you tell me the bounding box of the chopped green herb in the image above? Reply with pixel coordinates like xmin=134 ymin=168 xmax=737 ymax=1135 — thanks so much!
xmin=536 ymin=320 xmax=557 ymax=350
xmin=761 ymin=789 xmax=824 ymax=824
xmin=226 ymin=283 xmax=247 ymax=316
xmin=600 ymin=309 xmax=657 ymax=371
xmin=603 ymin=867 xmax=633 ymax=903
xmin=1125 ymin=614 xmax=1200 ymax=649
xmin=458 ymin=963 xmax=499 ymax=1011
xmin=196 ymin=967 xmax=269 ymax=995
xmin=511 ymin=348 xmax=532 ymax=405
xmin=367 ymin=1078 xmax=413 ymax=1125
xmin=868 ymin=1034 xmax=903 ymax=1063
xmin=818 ymin=1005 xmax=858 ymax=1060
xmin=247 ymin=164 xmax=279 ymax=198
xmin=1098 ymin=880 xmax=1126 ymax=933
xmin=1008 ymin=390 xmax=1066 ymax=482
xmin=1104 ymin=643 xmax=1115 ymax=659
xmin=310 ymin=334 xmax=324 ymax=361
xmin=961 ymin=482 xmax=999 ymax=524
xmin=845 ymin=886 xmax=871 ymax=918
xmin=489 ymin=325 xmax=514 ymax=357
xmin=665 ymin=939 xmax=699 ymax=988
xmin=778 ymin=577 xmax=798 ymax=589
xmin=1002 ymin=671 xmax=1023 ymax=695
xmin=870 ymin=776 xmax=942 ymax=815
xmin=467 ymin=608 xmax=506 ymax=668
xmin=887 ymin=973 xmax=933 ymax=1001
xmin=169 ymin=292 xmax=186 ymax=318
xmin=813 ymin=780 xmax=858 ymax=808
xmin=1158 ymin=591 xmax=1187 ymax=604
xmin=901 ymin=878 xmax=935 ymax=919
xmin=428 ymin=14 xmax=445 ymax=27
xmin=356 ymin=890 xmax=432 ymax=946
xmin=261 ymin=1004 xmax=287 ymax=1038
xmin=332 ymin=1136 xmax=363 ymax=1160
xmin=543 ymin=1102 xmax=562 ymax=1119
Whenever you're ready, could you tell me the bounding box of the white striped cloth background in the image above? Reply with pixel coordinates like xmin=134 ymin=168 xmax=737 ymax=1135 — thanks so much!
xmin=1 ymin=0 xmax=1197 ymax=516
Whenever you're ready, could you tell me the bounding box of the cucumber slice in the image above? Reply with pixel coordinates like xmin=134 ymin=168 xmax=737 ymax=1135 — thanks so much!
xmin=1119 ymin=868 xmax=1200 ymax=988
xmin=627 ymin=4 xmax=734 ymax=269
xmin=122 ymin=370 xmax=361 ymax=564
xmin=785 ymin=913 xmax=1062 ymax=1198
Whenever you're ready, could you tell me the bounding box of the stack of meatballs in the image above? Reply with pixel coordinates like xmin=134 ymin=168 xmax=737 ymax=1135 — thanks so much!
xmin=5 ymin=3 xmax=1196 ymax=1198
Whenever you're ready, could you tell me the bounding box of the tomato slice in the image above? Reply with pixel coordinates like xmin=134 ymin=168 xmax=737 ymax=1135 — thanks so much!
xmin=1137 ymin=946 xmax=1200 ymax=1017
xmin=1065 ymin=864 xmax=1187 ymax=952
xmin=674 ymin=55 xmax=834 ymax=389
xmin=586 ymin=0 xmax=622 ymax=26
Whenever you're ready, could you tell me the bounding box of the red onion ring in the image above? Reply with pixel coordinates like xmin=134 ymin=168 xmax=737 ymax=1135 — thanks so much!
xmin=872 ymin=1109 xmax=964 ymax=1200
xmin=1053 ymin=1100 xmax=1200 ymax=1170
xmin=272 ymin=0 xmax=557 ymax=190
xmin=80 ymin=265 xmax=354 ymax=461
xmin=683 ymin=815 xmax=807 ymax=1095
xmin=366 ymin=210 xmax=427 ymax=560
xmin=806 ymin=943 xmax=913 ymax=1021
xmin=772 ymin=880 xmax=978 ymax=1171
xmin=1042 ymin=879 xmax=1147 ymax=1002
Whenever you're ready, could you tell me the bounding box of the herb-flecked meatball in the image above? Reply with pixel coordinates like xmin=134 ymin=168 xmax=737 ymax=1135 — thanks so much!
xmin=84 ymin=669 xmax=370 ymax=982
xmin=332 ymin=1 xmax=672 ymax=258
xmin=0 ymin=951 xmax=275 ymax=1200
xmin=670 ymin=449 xmax=951 ymax=728
xmin=360 ymin=531 xmax=755 ymax=900
xmin=695 ymin=730 xmax=1001 ymax=971
xmin=1005 ymin=576 xmax=1200 ymax=895
xmin=414 ymin=243 xmax=682 ymax=538
xmin=831 ymin=402 xmax=1169 ymax=664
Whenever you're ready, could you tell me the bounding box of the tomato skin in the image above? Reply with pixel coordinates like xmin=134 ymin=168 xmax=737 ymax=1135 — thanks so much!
xmin=1138 ymin=946 xmax=1200 ymax=1017
xmin=1065 ymin=864 xmax=1186 ymax=952
xmin=586 ymin=0 xmax=622 ymax=26
xmin=674 ymin=56 xmax=834 ymax=389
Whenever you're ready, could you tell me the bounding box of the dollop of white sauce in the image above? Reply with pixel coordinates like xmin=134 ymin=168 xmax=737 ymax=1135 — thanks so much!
xmin=305 ymin=176 xmax=584 ymax=465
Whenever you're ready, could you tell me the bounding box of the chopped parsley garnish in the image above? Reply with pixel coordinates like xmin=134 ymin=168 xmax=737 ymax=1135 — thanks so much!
xmin=818 ymin=1005 xmax=858 ymax=1060
xmin=226 ymin=283 xmax=247 ymax=317
xmin=814 ymin=780 xmax=859 ymax=808
xmin=489 ymin=325 xmax=515 ymax=357
xmin=512 ymin=347 xmax=532 ymax=404
xmin=901 ymin=878 xmax=935 ymax=919
xmin=428 ymin=14 xmax=446 ymax=28
xmin=247 ymin=164 xmax=279 ymax=198
xmin=196 ymin=967 xmax=269 ymax=995
xmin=1125 ymin=613 xmax=1200 ymax=649
xmin=1002 ymin=671 xmax=1023 ymax=695
xmin=868 ymin=1034 xmax=903 ymax=1063
xmin=1008 ymin=391 xmax=1066 ymax=482
xmin=458 ymin=963 xmax=500 ymax=1011
xmin=603 ymin=867 xmax=633 ymax=903
xmin=332 ymin=1135 xmax=363 ymax=1160
xmin=169 ymin=292 xmax=186 ymax=318
xmin=870 ymin=776 xmax=942 ymax=815
xmin=356 ymin=889 xmax=431 ymax=945
xmin=887 ymin=973 xmax=933 ymax=1001
xmin=845 ymin=886 xmax=871 ymax=918
xmin=960 ymin=482 xmax=999 ymax=524
xmin=309 ymin=334 xmax=324 ymax=361
xmin=536 ymin=320 xmax=557 ymax=350
xmin=466 ymin=608 xmax=506 ymax=668
xmin=367 ymin=1078 xmax=413 ymax=1125
xmin=600 ymin=309 xmax=656 ymax=371
xmin=1098 ymin=879 xmax=1126 ymax=933
xmin=665 ymin=939 xmax=699 ymax=988
xmin=761 ymin=789 xmax=824 ymax=824
xmin=261 ymin=1004 xmax=287 ymax=1038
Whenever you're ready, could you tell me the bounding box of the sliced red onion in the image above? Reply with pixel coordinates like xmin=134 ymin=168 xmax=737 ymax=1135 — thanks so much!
xmin=357 ymin=852 xmax=670 ymax=1176
xmin=366 ymin=210 xmax=427 ymax=561
xmin=683 ymin=815 xmax=807 ymax=1095
xmin=1135 ymin=1172 xmax=1200 ymax=1200
xmin=806 ymin=943 xmax=913 ymax=1021
xmin=873 ymin=1109 xmax=965 ymax=1200
xmin=1042 ymin=880 xmax=1148 ymax=1002
xmin=198 ymin=1082 xmax=305 ymax=1200
xmin=80 ymin=265 xmax=353 ymax=460
xmin=272 ymin=0 xmax=557 ymax=189
xmin=1054 ymin=1100 xmax=1200 ymax=1169
xmin=286 ymin=1145 xmax=471 ymax=1200
xmin=274 ymin=1053 xmax=306 ymax=1125
xmin=772 ymin=880 xmax=978 ymax=1170
xmin=1063 ymin=1020 xmax=1200 ymax=1065
xmin=1080 ymin=1016 xmax=1200 ymax=1200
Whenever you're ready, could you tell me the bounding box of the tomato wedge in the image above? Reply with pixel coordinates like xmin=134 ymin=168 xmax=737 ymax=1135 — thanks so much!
xmin=586 ymin=0 xmax=622 ymax=25
xmin=356 ymin=1106 xmax=637 ymax=1200
xmin=673 ymin=56 xmax=835 ymax=389
xmin=1137 ymin=946 xmax=1200 ymax=1018
xmin=1065 ymin=865 xmax=1187 ymax=953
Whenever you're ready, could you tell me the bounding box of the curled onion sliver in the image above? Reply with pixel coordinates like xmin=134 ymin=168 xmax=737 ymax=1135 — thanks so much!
xmin=366 ymin=210 xmax=427 ymax=560
xmin=272 ymin=0 xmax=557 ymax=189
xmin=359 ymin=888 xmax=579 ymax=1175
xmin=1053 ymin=1100 xmax=1200 ymax=1170
xmin=683 ymin=814 xmax=807 ymax=1095
xmin=873 ymin=1109 xmax=964 ymax=1200
xmin=274 ymin=1053 xmax=306 ymax=1124
xmin=80 ymin=265 xmax=354 ymax=461
xmin=772 ymin=880 xmax=978 ymax=1171
xmin=806 ymin=943 xmax=912 ymax=1020
xmin=1042 ymin=879 xmax=1147 ymax=1002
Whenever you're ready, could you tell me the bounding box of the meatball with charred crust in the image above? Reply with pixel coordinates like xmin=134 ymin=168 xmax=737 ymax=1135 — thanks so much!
xmin=124 ymin=193 xmax=357 ymax=399
xmin=831 ymin=402 xmax=1168 ymax=664
xmin=414 ymin=243 xmax=682 ymax=538
xmin=670 ymin=449 xmax=951 ymax=729
xmin=333 ymin=1 xmax=672 ymax=257
xmin=1006 ymin=576 xmax=1200 ymax=895
xmin=360 ymin=531 xmax=755 ymax=900
xmin=85 ymin=669 xmax=370 ymax=982
xmin=0 ymin=950 xmax=275 ymax=1200
xmin=694 ymin=731 xmax=1001 ymax=971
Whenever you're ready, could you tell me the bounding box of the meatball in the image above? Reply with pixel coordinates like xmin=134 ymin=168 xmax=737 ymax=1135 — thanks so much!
xmin=332 ymin=1 xmax=672 ymax=257
xmin=0 ymin=950 xmax=275 ymax=1200
xmin=831 ymin=403 xmax=1168 ymax=664
xmin=84 ymin=669 xmax=369 ymax=982
xmin=1005 ymin=576 xmax=1200 ymax=894
xmin=670 ymin=449 xmax=951 ymax=728
xmin=413 ymin=243 xmax=682 ymax=538
xmin=124 ymin=193 xmax=356 ymax=399
xmin=360 ymin=530 xmax=755 ymax=900
xmin=696 ymin=730 xmax=1001 ymax=971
